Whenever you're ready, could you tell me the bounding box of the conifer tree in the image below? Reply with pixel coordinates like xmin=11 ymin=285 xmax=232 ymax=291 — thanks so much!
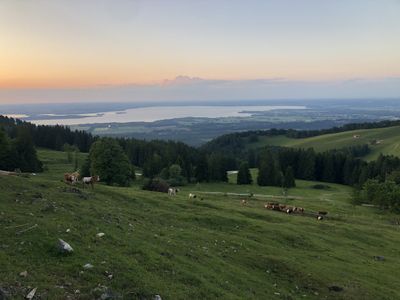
xmin=237 ymin=162 xmax=252 ymax=185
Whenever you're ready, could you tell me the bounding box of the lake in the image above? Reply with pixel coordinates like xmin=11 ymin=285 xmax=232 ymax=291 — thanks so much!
xmin=25 ymin=105 xmax=306 ymax=125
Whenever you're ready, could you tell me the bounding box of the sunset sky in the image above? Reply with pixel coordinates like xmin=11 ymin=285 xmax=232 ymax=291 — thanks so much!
xmin=0 ymin=0 xmax=399 ymax=103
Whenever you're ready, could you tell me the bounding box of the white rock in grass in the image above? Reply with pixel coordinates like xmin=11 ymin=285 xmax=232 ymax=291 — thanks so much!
xmin=83 ymin=263 xmax=94 ymax=269
xmin=19 ymin=270 xmax=28 ymax=277
xmin=96 ymin=232 xmax=105 ymax=238
xmin=154 ymin=295 xmax=162 ymax=300
xmin=66 ymin=228 xmax=71 ymax=233
xmin=26 ymin=287 xmax=37 ymax=299
xmin=58 ymin=239 xmax=73 ymax=253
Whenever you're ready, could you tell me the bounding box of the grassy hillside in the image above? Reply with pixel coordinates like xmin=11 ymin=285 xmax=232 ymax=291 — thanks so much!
xmin=247 ymin=126 xmax=400 ymax=160
xmin=1 ymin=150 xmax=400 ymax=299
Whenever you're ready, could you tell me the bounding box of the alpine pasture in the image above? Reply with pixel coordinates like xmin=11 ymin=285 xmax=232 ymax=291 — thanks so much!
xmin=1 ymin=150 xmax=400 ymax=299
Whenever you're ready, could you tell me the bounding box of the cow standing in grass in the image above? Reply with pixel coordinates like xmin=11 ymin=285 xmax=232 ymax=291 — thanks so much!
xmin=64 ymin=172 xmax=80 ymax=185
xmin=82 ymin=176 xmax=100 ymax=189
xmin=168 ymin=188 xmax=179 ymax=196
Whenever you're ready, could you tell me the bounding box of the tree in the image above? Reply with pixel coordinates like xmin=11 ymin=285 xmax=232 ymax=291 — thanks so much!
xmin=257 ymin=150 xmax=280 ymax=186
xmin=237 ymin=162 xmax=252 ymax=185
xmin=297 ymin=149 xmax=316 ymax=180
xmin=143 ymin=154 xmax=163 ymax=178
xmin=387 ymin=170 xmax=400 ymax=185
xmin=0 ymin=129 xmax=12 ymax=170
xmin=208 ymin=154 xmax=228 ymax=182
xmin=89 ymin=138 xmax=132 ymax=186
xmin=12 ymin=127 xmax=42 ymax=172
xmin=283 ymin=166 xmax=296 ymax=188
xmin=195 ymin=155 xmax=209 ymax=182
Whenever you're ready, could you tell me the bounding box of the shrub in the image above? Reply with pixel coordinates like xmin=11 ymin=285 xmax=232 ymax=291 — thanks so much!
xmin=142 ymin=178 xmax=170 ymax=193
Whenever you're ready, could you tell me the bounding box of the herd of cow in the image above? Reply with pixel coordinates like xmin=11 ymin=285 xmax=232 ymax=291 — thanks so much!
xmin=64 ymin=172 xmax=100 ymax=189
xmin=64 ymin=178 xmax=327 ymax=220
xmin=263 ymin=201 xmax=327 ymax=220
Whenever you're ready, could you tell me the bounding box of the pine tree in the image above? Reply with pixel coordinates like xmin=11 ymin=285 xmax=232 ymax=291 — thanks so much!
xmin=322 ymin=154 xmax=336 ymax=182
xmin=13 ymin=127 xmax=42 ymax=172
xmin=297 ymin=149 xmax=316 ymax=180
xmin=0 ymin=129 xmax=11 ymax=170
xmin=257 ymin=161 xmax=269 ymax=186
xmin=283 ymin=166 xmax=296 ymax=188
xmin=257 ymin=150 xmax=280 ymax=186
xmin=237 ymin=162 xmax=252 ymax=185
xmin=195 ymin=155 xmax=209 ymax=182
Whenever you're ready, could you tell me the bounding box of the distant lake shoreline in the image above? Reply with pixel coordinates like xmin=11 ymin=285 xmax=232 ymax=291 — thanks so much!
xmin=13 ymin=105 xmax=306 ymax=126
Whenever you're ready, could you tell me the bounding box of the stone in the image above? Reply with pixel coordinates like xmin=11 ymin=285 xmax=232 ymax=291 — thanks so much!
xmin=373 ymin=255 xmax=385 ymax=261
xmin=19 ymin=271 xmax=28 ymax=277
xmin=154 ymin=295 xmax=162 ymax=300
xmin=26 ymin=287 xmax=37 ymax=299
xmin=96 ymin=232 xmax=105 ymax=238
xmin=58 ymin=239 xmax=73 ymax=253
xmin=328 ymin=285 xmax=344 ymax=292
xmin=83 ymin=263 xmax=94 ymax=269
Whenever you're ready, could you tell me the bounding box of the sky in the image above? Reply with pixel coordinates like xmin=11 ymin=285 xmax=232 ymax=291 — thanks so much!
xmin=0 ymin=0 xmax=399 ymax=103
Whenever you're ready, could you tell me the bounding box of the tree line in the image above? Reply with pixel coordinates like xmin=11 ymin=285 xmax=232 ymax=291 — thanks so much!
xmin=243 ymin=146 xmax=400 ymax=188
xmin=1 ymin=115 xmax=400 ymax=192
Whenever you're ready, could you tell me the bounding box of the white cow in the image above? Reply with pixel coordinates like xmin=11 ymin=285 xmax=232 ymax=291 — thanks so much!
xmin=82 ymin=175 xmax=100 ymax=189
xmin=168 ymin=188 xmax=179 ymax=196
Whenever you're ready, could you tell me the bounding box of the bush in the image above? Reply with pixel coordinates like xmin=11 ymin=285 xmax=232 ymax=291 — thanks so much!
xmin=142 ymin=178 xmax=170 ymax=193
xmin=312 ymin=184 xmax=331 ymax=190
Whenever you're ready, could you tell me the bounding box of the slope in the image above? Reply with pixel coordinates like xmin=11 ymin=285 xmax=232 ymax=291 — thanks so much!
xmin=1 ymin=150 xmax=400 ymax=299
xmin=247 ymin=126 xmax=400 ymax=160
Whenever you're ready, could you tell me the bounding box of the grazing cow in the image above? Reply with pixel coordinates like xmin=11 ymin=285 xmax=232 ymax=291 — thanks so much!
xmin=318 ymin=211 xmax=328 ymax=216
xmin=286 ymin=207 xmax=293 ymax=214
xmin=297 ymin=207 xmax=304 ymax=213
xmin=64 ymin=172 xmax=80 ymax=185
xmin=189 ymin=193 xmax=197 ymax=199
xmin=241 ymin=199 xmax=248 ymax=205
xmin=279 ymin=204 xmax=287 ymax=211
xmin=168 ymin=188 xmax=179 ymax=196
xmin=82 ymin=176 xmax=100 ymax=189
xmin=317 ymin=215 xmax=324 ymax=221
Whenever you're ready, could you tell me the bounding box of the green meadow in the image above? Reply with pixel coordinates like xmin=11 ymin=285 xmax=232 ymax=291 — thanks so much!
xmin=1 ymin=150 xmax=400 ymax=299
xmin=247 ymin=126 xmax=400 ymax=160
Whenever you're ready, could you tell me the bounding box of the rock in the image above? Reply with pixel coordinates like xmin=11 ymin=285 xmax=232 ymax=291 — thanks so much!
xmin=96 ymin=232 xmax=105 ymax=238
xmin=26 ymin=287 xmax=37 ymax=299
xmin=154 ymin=295 xmax=162 ymax=300
xmin=83 ymin=263 xmax=94 ymax=269
xmin=100 ymin=291 xmax=116 ymax=300
xmin=19 ymin=271 xmax=28 ymax=277
xmin=374 ymin=255 xmax=385 ymax=261
xmin=66 ymin=229 xmax=71 ymax=233
xmin=0 ymin=287 xmax=9 ymax=300
xmin=328 ymin=285 xmax=344 ymax=292
xmin=58 ymin=239 xmax=73 ymax=253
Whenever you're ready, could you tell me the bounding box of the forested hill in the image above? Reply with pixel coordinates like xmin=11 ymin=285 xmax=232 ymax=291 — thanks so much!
xmin=2 ymin=115 xmax=400 ymax=191
xmin=202 ymin=120 xmax=400 ymax=160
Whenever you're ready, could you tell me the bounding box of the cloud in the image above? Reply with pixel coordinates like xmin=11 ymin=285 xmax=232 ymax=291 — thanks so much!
xmin=0 ymin=76 xmax=399 ymax=104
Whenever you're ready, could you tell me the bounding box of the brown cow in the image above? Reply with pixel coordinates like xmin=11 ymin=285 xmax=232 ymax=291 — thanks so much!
xmin=241 ymin=199 xmax=248 ymax=206
xmin=64 ymin=172 xmax=80 ymax=185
